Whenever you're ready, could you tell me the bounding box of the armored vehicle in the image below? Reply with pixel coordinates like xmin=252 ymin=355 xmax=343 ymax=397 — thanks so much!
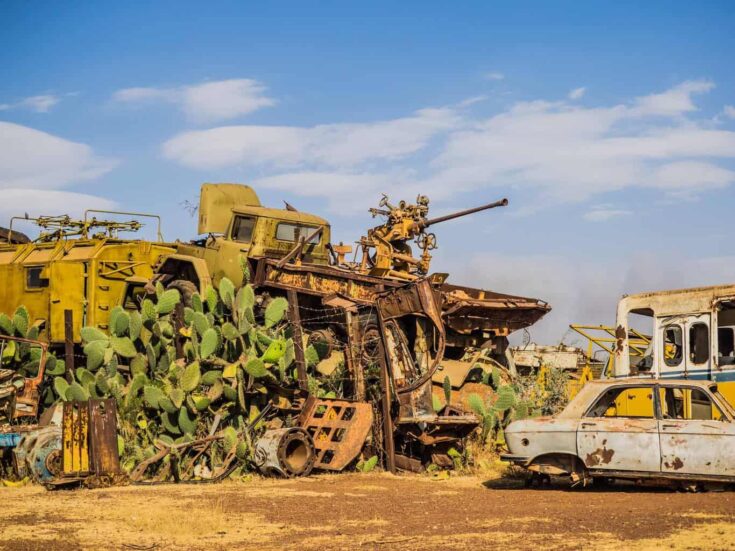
xmin=0 ymin=212 xmax=176 ymax=344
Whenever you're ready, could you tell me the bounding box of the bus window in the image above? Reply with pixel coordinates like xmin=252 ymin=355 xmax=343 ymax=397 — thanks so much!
xmin=663 ymin=325 xmax=683 ymax=367
xmin=717 ymin=302 xmax=735 ymax=367
xmin=689 ymin=323 xmax=709 ymax=365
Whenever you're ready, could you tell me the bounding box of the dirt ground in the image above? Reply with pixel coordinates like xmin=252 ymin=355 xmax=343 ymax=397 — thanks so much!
xmin=2 ymin=473 xmax=735 ymax=551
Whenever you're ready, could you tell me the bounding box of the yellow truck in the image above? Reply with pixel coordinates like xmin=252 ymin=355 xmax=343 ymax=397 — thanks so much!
xmin=156 ymin=183 xmax=332 ymax=293
xmin=0 ymin=212 xmax=175 ymax=344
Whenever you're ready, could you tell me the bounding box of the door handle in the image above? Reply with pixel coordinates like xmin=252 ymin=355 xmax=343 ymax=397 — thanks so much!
xmin=662 ymin=424 xmax=679 ymax=429
xmin=581 ymin=422 xmax=596 ymax=428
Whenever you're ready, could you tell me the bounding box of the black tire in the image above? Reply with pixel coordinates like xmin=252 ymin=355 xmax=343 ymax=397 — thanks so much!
xmin=166 ymin=280 xmax=198 ymax=308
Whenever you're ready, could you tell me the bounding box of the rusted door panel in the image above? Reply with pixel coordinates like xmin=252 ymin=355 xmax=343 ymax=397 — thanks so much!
xmin=659 ymin=420 xmax=735 ymax=476
xmin=577 ymin=419 xmax=661 ymax=472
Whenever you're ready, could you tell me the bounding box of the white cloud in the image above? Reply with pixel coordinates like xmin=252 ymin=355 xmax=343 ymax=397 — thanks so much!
xmin=20 ymin=95 xmax=60 ymax=113
xmin=483 ymin=72 xmax=505 ymax=81
xmin=583 ymin=205 xmax=632 ymax=222
xmin=723 ymin=105 xmax=735 ymax=119
xmin=160 ymin=80 xmax=735 ymax=213
xmin=453 ymin=252 xmax=735 ymax=344
xmin=162 ymin=107 xmax=459 ymax=170
xmin=0 ymin=189 xmax=116 ymax=224
xmin=113 ymin=79 xmax=275 ymax=123
xmin=568 ymin=87 xmax=586 ymax=100
xmin=0 ymin=122 xmax=117 ymax=189
xmin=0 ymin=122 xmax=117 ymax=226
xmin=431 ymin=80 xmax=735 ymax=203
xmin=631 ymin=79 xmax=713 ymax=117
xmin=0 ymin=94 xmax=61 ymax=113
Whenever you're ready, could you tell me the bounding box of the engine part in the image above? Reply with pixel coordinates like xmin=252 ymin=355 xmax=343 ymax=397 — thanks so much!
xmin=13 ymin=426 xmax=62 ymax=483
xmin=253 ymin=427 xmax=316 ymax=477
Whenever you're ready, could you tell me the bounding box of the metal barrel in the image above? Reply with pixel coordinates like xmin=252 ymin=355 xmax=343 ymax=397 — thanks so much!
xmin=421 ymin=198 xmax=508 ymax=227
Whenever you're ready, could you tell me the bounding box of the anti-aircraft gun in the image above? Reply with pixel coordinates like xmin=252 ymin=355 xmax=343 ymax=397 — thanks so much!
xmin=353 ymin=194 xmax=509 ymax=280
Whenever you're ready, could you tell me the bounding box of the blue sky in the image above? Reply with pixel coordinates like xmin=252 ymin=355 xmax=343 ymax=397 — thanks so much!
xmin=2 ymin=1 xmax=734 ymax=342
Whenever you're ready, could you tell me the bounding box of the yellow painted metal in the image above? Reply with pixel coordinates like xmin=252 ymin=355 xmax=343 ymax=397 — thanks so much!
xmin=62 ymin=402 xmax=90 ymax=475
xmin=172 ymin=184 xmax=332 ymax=289
xmin=567 ymin=365 xmax=594 ymax=399
xmin=0 ymin=233 xmax=176 ymax=343
xmin=198 ymin=183 xmax=262 ymax=234
xmin=569 ymin=324 xmax=651 ymax=378
xmin=601 ymin=387 xmax=655 ymax=417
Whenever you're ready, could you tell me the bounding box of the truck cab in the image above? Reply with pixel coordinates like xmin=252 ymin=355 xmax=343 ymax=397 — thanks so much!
xmin=157 ymin=183 xmax=332 ymax=290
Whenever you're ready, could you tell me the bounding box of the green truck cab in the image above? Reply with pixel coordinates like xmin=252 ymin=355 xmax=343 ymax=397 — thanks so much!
xmin=157 ymin=184 xmax=331 ymax=293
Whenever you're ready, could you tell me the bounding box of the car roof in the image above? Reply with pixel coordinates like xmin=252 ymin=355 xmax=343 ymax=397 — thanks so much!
xmin=557 ymin=377 xmax=718 ymax=419
xmin=586 ymin=378 xmax=715 ymax=389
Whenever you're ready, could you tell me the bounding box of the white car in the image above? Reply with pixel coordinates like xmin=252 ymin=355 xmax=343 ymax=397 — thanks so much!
xmin=501 ymin=378 xmax=735 ymax=487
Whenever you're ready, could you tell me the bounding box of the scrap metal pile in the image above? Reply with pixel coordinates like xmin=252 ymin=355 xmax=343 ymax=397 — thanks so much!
xmin=0 ymin=184 xmax=553 ymax=486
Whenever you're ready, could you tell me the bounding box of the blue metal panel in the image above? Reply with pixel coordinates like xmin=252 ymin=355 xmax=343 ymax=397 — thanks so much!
xmin=0 ymin=433 xmax=22 ymax=447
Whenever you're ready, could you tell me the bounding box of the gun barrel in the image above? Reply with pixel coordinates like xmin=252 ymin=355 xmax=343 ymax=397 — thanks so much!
xmin=422 ymin=198 xmax=508 ymax=227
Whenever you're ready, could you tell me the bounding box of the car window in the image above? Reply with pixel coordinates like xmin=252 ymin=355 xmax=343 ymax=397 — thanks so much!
xmin=586 ymin=386 xmax=655 ymax=419
xmin=711 ymin=385 xmax=735 ymax=418
xmin=276 ymin=223 xmax=320 ymax=244
xmin=231 ymin=216 xmax=255 ymax=243
xmin=660 ymin=387 xmax=724 ymax=422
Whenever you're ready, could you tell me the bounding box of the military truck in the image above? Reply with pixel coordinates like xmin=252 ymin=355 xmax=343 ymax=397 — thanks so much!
xmin=0 ymin=212 xmax=176 ymax=344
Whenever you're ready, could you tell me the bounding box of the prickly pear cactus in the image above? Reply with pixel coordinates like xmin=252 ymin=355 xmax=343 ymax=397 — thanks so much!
xmin=0 ymin=278 xmax=299 ymax=479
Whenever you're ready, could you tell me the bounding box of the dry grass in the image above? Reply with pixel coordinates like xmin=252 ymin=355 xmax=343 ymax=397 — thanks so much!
xmin=2 ymin=473 xmax=735 ymax=550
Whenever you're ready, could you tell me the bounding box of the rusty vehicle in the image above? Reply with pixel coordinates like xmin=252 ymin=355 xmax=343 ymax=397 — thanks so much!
xmin=605 ymin=283 xmax=735 ymax=413
xmin=0 ymin=335 xmax=50 ymax=423
xmin=0 ymin=334 xmax=119 ymax=486
xmin=0 ymin=212 xmax=176 ymax=344
xmin=148 ymin=183 xmax=550 ymax=470
xmin=502 ymin=378 xmax=735 ymax=487
xmin=0 ymin=334 xmax=62 ymax=483
xmin=0 ymin=184 xmax=550 ymax=474
xmin=154 ymin=184 xmax=549 ymax=359
xmin=0 ymin=335 xmax=120 ymax=486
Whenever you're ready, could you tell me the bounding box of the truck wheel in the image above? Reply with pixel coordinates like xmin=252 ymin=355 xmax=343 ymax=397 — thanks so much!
xmin=167 ymin=280 xmax=198 ymax=308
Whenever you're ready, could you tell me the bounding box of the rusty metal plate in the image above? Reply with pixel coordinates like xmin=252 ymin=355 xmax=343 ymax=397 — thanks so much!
xmin=62 ymin=399 xmax=120 ymax=477
xmin=88 ymin=399 xmax=120 ymax=476
xmin=62 ymin=401 xmax=90 ymax=475
xmin=298 ymin=397 xmax=373 ymax=471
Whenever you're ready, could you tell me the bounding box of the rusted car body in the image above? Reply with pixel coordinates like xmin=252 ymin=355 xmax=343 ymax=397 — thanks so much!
xmin=0 ymin=335 xmax=50 ymax=422
xmin=502 ymin=378 xmax=735 ymax=486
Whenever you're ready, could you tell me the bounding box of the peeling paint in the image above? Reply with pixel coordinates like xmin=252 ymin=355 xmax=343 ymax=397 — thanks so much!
xmin=585 ymin=447 xmax=615 ymax=467
xmin=664 ymin=457 xmax=684 ymax=470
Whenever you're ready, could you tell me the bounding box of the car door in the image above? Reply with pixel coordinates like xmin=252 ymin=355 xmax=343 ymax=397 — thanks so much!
xmin=577 ymin=385 xmax=661 ymax=473
xmin=659 ymin=385 xmax=735 ymax=476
